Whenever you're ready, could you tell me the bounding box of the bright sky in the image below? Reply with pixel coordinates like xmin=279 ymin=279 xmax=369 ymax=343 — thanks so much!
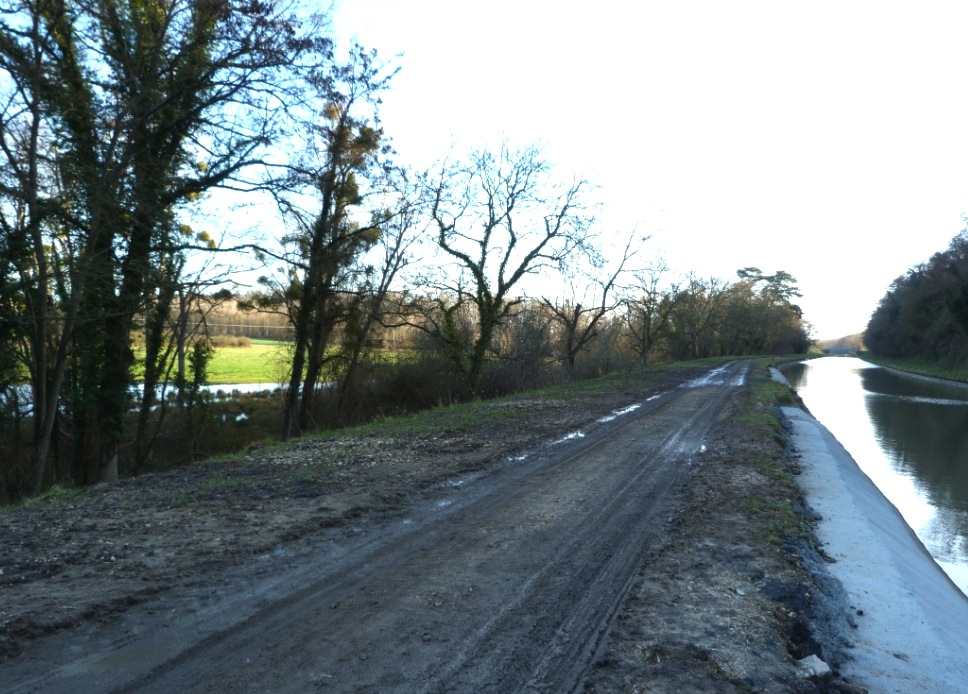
xmin=331 ymin=0 xmax=968 ymax=340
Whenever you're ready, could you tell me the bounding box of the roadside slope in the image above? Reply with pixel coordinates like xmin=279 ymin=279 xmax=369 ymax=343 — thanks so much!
xmin=783 ymin=406 xmax=968 ymax=692
xmin=582 ymin=369 xmax=861 ymax=693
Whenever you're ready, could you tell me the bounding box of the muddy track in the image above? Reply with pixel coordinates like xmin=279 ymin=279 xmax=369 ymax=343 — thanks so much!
xmin=5 ymin=362 xmax=749 ymax=693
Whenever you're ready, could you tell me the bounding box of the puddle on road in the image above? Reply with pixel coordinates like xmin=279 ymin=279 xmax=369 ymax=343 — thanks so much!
xmin=445 ymin=473 xmax=484 ymax=488
xmin=687 ymin=365 xmax=748 ymax=388
xmin=687 ymin=366 xmax=730 ymax=387
xmin=551 ymin=399 xmax=653 ymax=445
xmin=552 ymin=431 xmax=586 ymax=445
xmin=598 ymin=403 xmax=642 ymax=423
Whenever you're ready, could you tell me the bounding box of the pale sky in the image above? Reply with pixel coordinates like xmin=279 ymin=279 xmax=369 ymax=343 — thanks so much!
xmin=331 ymin=0 xmax=968 ymax=339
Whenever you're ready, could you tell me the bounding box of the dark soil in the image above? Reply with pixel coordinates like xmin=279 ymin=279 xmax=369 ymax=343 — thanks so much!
xmin=0 ymin=362 xmax=860 ymax=691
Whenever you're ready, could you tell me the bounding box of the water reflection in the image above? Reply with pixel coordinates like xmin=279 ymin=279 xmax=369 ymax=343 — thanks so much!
xmin=781 ymin=357 xmax=968 ymax=596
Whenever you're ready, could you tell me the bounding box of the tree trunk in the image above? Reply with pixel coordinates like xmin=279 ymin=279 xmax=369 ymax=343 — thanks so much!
xmin=298 ymin=316 xmax=334 ymax=433
xmin=467 ymin=309 xmax=498 ymax=395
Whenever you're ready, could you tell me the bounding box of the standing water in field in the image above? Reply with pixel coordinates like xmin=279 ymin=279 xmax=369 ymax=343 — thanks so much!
xmin=781 ymin=356 xmax=968 ymax=596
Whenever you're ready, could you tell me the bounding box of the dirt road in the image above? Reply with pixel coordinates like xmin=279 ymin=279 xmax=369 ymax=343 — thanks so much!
xmin=2 ymin=361 xmax=849 ymax=692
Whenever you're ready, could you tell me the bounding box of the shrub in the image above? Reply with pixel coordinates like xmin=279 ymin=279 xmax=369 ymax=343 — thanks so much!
xmin=210 ymin=335 xmax=252 ymax=348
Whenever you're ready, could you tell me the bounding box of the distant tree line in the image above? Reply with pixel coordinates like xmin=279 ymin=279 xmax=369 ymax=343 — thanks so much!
xmin=0 ymin=1 xmax=811 ymax=501
xmin=866 ymin=230 xmax=968 ymax=363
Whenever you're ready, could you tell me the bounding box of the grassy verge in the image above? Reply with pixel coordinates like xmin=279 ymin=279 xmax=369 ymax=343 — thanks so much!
xmin=1 ymin=484 xmax=83 ymax=513
xmin=859 ymin=353 xmax=968 ymax=384
xmin=734 ymin=364 xmax=801 ymax=448
xmin=739 ymin=497 xmax=802 ymax=545
xmin=732 ymin=360 xmax=809 ymax=545
xmin=227 ymin=359 xmax=723 ymax=464
xmin=349 ymin=358 xmax=737 ymax=440
xmin=219 ymin=356 xmax=809 ymax=463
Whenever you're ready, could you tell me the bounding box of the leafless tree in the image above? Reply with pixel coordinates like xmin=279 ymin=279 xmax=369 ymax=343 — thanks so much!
xmin=624 ymin=260 xmax=682 ymax=364
xmin=541 ymin=232 xmax=643 ymax=370
xmin=421 ymin=142 xmax=594 ymax=394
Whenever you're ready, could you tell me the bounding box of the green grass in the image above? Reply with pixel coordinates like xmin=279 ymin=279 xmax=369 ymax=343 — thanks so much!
xmin=750 ymin=374 xmax=799 ymax=406
xmin=347 ymin=359 xmax=732 ymax=440
xmin=730 ymin=362 xmax=810 ymax=545
xmin=749 ymin=455 xmax=799 ymax=495
xmin=130 ymin=339 xmax=290 ymax=385
xmin=1 ymin=484 xmax=83 ymax=512
xmin=156 ymin=340 xmax=414 ymax=385
xmin=206 ymin=341 xmax=291 ymax=384
xmin=354 ymin=397 xmax=520 ymax=438
xmin=169 ymin=490 xmax=190 ymax=508
xmin=739 ymin=497 xmax=802 ymax=544
xmin=756 ymin=353 xmax=822 ymax=369
xmin=737 ymin=363 xmax=803 ymax=445
xmin=859 ymin=353 xmax=968 ymax=384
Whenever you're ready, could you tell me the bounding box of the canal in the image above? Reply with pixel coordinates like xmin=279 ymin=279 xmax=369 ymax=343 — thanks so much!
xmin=781 ymin=356 xmax=968 ymax=597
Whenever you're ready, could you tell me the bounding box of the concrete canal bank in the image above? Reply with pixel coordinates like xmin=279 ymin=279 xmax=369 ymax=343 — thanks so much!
xmin=782 ymin=406 xmax=968 ymax=692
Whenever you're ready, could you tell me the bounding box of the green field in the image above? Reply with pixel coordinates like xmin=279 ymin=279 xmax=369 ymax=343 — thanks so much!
xmin=207 ymin=340 xmax=292 ymax=384
xmin=205 ymin=341 xmax=411 ymax=384
xmin=133 ymin=339 xmax=413 ymax=386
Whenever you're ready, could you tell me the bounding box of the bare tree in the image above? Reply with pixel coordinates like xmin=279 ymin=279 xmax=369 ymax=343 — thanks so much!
xmin=423 ymin=143 xmax=593 ymax=394
xmin=541 ymin=232 xmax=642 ymax=371
xmin=624 ymin=260 xmax=682 ymax=364
xmin=666 ymin=274 xmax=729 ymax=360
xmin=336 ymin=180 xmax=423 ymax=416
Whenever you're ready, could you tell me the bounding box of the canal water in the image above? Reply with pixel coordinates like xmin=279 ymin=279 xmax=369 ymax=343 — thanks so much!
xmin=781 ymin=356 xmax=968 ymax=597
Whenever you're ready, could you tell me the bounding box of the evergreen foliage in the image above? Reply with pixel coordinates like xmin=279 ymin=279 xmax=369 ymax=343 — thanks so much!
xmin=866 ymin=230 xmax=968 ymax=363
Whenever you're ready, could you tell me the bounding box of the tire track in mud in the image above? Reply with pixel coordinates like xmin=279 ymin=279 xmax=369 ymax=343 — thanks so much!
xmin=427 ymin=366 xmax=746 ymax=693
xmin=7 ymin=362 xmax=749 ymax=694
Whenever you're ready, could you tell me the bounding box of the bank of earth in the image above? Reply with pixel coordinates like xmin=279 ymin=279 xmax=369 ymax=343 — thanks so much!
xmin=1 ymin=360 xmax=861 ymax=691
